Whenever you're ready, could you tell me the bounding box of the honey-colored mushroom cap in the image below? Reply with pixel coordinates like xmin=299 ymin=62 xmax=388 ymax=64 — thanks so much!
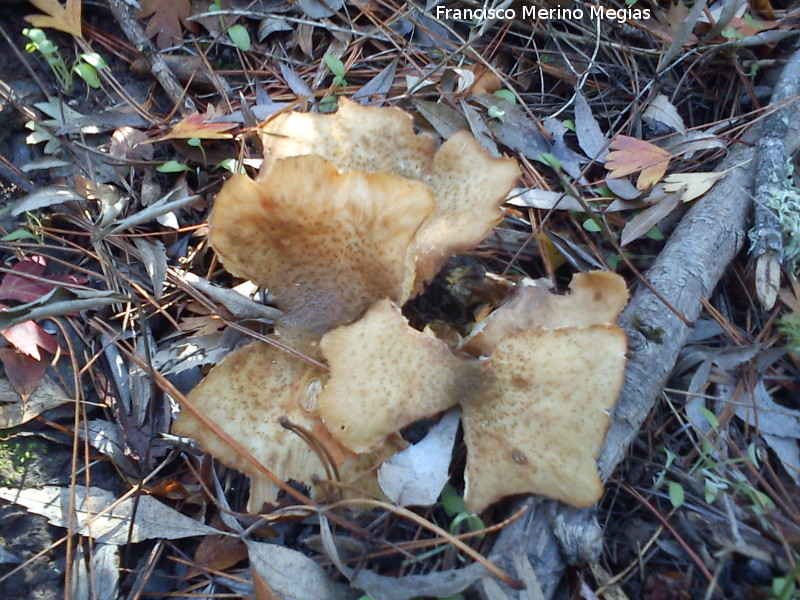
xmin=172 ymin=341 xmax=404 ymax=511
xmin=460 ymin=324 xmax=628 ymax=513
xmin=260 ymin=98 xmax=520 ymax=298
xmin=461 ymin=271 xmax=628 ymax=356
xmin=208 ymin=155 xmax=435 ymax=338
xmin=318 ymin=299 xmax=480 ymax=454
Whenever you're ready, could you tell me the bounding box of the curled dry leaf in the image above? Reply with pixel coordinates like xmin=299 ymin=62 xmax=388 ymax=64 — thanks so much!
xmin=209 ymin=155 xmax=435 ymax=339
xmin=259 ymin=97 xmax=519 ymax=294
xmin=172 ymin=341 xmax=404 ymax=510
xmin=605 ymin=135 xmax=672 ymax=190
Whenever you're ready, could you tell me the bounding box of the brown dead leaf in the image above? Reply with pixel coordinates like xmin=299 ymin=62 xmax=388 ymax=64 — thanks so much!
xmin=25 ymin=0 xmax=83 ymax=39
xmin=0 ymin=348 xmax=50 ymax=402
xmin=605 ymin=135 xmax=671 ymax=190
xmin=137 ymin=0 xmax=197 ymax=50
xmin=109 ymin=127 xmax=154 ymax=161
xmin=159 ymin=113 xmax=236 ymax=141
xmin=190 ymin=535 xmax=248 ymax=577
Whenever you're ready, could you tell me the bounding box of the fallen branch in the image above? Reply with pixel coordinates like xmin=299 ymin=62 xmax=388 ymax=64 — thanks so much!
xmin=486 ymin=48 xmax=800 ymax=599
xmin=107 ymin=0 xmax=195 ymax=116
xmin=752 ymin=51 xmax=800 ymax=308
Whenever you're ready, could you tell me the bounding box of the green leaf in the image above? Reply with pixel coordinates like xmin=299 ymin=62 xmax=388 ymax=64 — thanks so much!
xmin=216 ymin=158 xmax=245 ymax=173
xmin=562 ymin=119 xmax=576 ymax=132
xmin=73 ymin=63 xmax=101 ymax=88
xmin=699 ymin=407 xmax=719 ymax=430
xmin=440 ymin=484 xmax=465 ymax=517
xmin=449 ymin=512 xmax=485 ymax=536
xmin=156 ymin=160 xmax=192 ymax=173
xmin=319 ymin=96 xmax=338 ymax=113
xmin=492 ymin=89 xmax=516 ymax=103
xmin=187 ymin=137 xmax=202 ymax=147
xmin=324 ymin=54 xmax=346 ymax=79
xmin=79 ymin=52 xmax=107 ymax=69
xmin=228 ymin=24 xmax=251 ymax=51
xmin=667 ymin=480 xmax=685 ymax=508
xmin=583 ymin=218 xmax=601 ymax=233
xmin=645 ymin=226 xmax=664 ymax=241
xmin=1 ymin=228 xmax=39 ymax=242
xmin=537 ymin=152 xmax=561 ymax=171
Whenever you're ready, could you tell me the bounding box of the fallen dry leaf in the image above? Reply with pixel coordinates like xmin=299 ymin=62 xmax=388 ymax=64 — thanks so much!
xmin=0 ymin=348 xmax=50 ymax=401
xmin=377 ymin=409 xmax=460 ymax=507
xmin=0 ymin=255 xmax=86 ymax=304
xmin=137 ymin=0 xmax=196 ymax=50
xmin=0 ymin=314 xmax=59 ymax=361
xmin=25 ymin=0 xmax=83 ymax=38
xmin=0 ymin=375 xmax=68 ymax=429
xmin=0 ymin=485 xmax=222 ymax=544
xmin=662 ymin=171 xmax=726 ymax=202
xmin=605 ymin=135 xmax=672 ymax=190
xmin=159 ymin=113 xmax=236 ymax=141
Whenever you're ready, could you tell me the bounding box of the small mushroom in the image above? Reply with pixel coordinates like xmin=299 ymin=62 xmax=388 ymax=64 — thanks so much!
xmin=172 ymin=341 xmax=405 ymax=510
xmin=260 ymin=98 xmax=520 ymax=296
xmin=208 ymin=154 xmax=435 ymax=339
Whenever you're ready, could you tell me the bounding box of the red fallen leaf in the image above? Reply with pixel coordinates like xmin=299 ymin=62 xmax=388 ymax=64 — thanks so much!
xmin=0 ymin=316 xmax=59 ymax=361
xmin=158 ymin=113 xmax=237 ymax=141
xmin=605 ymin=135 xmax=672 ymax=190
xmin=0 ymin=255 xmax=87 ymax=304
xmin=0 ymin=348 xmax=50 ymax=401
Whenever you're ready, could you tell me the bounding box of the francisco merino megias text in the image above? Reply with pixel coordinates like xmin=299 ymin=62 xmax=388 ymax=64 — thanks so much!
xmin=434 ymin=5 xmax=652 ymax=23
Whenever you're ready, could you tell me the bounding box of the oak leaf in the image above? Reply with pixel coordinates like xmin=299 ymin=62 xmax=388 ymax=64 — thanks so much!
xmin=25 ymin=0 xmax=83 ymax=38
xmin=605 ymin=135 xmax=671 ymax=190
xmin=137 ymin=0 xmax=197 ymax=50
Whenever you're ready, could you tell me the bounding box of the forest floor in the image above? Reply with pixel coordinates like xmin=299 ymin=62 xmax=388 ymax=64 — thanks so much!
xmin=0 ymin=0 xmax=798 ymax=599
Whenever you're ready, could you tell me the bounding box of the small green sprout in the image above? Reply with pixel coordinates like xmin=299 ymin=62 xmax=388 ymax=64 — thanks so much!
xmin=324 ymin=54 xmax=348 ymax=87
xmin=487 ymin=105 xmax=505 ymax=121
xmin=23 ymin=28 xmax=106 ymax=94
xmin=492 ymin=89 xmax=516 ymax=103
xmin=156 ymin=160 xmax=193 ymax=173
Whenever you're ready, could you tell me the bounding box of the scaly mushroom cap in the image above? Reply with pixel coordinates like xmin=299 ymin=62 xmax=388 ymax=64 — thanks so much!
xmin=172 ymin=341 xmax=404 ymax=511
xmin=318 ymin=299 xmax=481 ymax=454
xmin=208 ymin=155 xmax=435 ymax=338
xmin=260 ymin=98 xmax=520 ymax=298
xmin=460 ymin=325 xmax=628 ymax=513
xmin=461 ymin=271 xmax=629 ymax=356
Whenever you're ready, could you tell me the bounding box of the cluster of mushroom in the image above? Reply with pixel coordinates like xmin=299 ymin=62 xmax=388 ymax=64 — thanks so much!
xmin=172 ymin=99 xmax=628 ymax=513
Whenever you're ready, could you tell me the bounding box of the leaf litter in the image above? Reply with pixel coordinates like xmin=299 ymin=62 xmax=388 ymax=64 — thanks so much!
xmin=1 ymin=1 xmax=798 ymax=599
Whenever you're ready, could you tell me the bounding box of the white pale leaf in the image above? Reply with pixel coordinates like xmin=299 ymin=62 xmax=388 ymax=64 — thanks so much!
xmin=378 ymin=409 xmax=460 ymax=506
xmin=663 ymin=172 xmax=725 ymax=202
xmin=508 ymin=188 xmax=585 ymax=211
xmin=246 ymin=541 xmax=354 ymax=600
xmin=133 ymin=238 xmax=168 ymax=298
xmin=0 ymin=485 xmax=221 ymax=545
xmin=643 ymin=94 xmax=686 ymax=135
